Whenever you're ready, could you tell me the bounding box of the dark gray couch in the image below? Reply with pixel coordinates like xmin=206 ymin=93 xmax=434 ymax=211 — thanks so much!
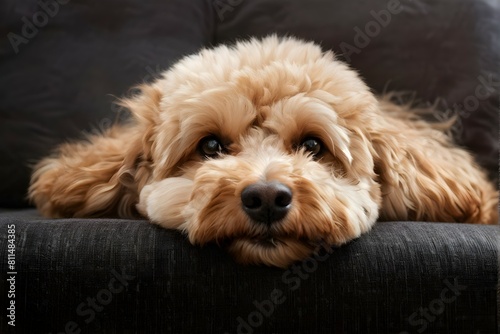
xmin=1 ymin=0 xmax=499 ymax=333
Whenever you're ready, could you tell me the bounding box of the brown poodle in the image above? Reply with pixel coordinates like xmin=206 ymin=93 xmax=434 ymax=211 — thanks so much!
xmin=30 ymin=36 xmax=498 ymax=267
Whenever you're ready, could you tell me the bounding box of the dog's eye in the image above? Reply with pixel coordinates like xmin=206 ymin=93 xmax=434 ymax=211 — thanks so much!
xmin=300 ymin=137 xmax=323 ymax=157
xmin=199 ymin=136 xmax=225 ymax=158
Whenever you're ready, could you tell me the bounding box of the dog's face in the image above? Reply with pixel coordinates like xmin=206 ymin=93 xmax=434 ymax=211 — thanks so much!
xmin=135 ymin=37 xmax=382 ymax=267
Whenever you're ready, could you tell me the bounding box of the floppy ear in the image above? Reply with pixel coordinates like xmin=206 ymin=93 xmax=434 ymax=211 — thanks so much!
xmin=371 ymin=99 xmax=498 ymax=224
xmin=29 ymin=84 xmax=162 ymax=218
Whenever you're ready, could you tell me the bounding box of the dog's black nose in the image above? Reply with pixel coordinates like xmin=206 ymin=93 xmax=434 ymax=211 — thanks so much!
xmin=241 ymin=181 xmax=292 ymax=225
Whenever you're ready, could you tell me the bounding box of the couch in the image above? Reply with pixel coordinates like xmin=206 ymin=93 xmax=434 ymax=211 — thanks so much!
xmin=1 ymin=0 xmax=499 ymax=333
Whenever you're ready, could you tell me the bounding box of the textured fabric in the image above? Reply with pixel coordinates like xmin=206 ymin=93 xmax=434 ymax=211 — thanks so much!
xmin=0 ymin=0 xmax=499 ymax=207
xmin=0 ymin=210 xmax=498 ymax=333
xmin=0 ymin=0 xmax=214 ymax=207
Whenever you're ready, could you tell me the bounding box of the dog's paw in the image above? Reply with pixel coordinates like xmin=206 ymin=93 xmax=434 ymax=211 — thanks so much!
xmin=137 ymin=178 xmax=194 ymax=229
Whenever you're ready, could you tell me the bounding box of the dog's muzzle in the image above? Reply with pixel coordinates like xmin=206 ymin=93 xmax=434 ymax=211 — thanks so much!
xmin=240 ymin=181 xmax=292 ymax=225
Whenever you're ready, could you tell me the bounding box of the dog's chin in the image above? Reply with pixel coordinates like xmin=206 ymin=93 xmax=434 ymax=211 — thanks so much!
xmin=227 ymin=236 xmax=317 ymax=268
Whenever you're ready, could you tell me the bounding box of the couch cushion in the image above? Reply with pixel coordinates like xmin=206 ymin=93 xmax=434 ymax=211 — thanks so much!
xmin=0 ymin=211 xmax=498 ymax=333
xmin=0 ymin=0 xmax=213 ymax=207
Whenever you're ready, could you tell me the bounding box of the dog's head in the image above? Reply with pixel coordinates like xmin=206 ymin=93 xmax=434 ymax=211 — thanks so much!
xmin=133 ymin=36 xmax=382 ymax=267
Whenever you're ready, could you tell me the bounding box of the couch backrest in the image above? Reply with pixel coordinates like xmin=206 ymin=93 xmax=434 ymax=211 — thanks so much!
xmin=0 ymin=0 xmax=498 ymax=207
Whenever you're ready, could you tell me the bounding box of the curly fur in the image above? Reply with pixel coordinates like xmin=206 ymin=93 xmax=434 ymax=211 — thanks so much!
xmin=29 ymin=36 xmax=499 ymax=267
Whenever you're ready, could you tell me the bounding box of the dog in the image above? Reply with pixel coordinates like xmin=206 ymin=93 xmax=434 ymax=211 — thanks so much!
xmin=29 ymin=36 xmax=498 ymax=268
